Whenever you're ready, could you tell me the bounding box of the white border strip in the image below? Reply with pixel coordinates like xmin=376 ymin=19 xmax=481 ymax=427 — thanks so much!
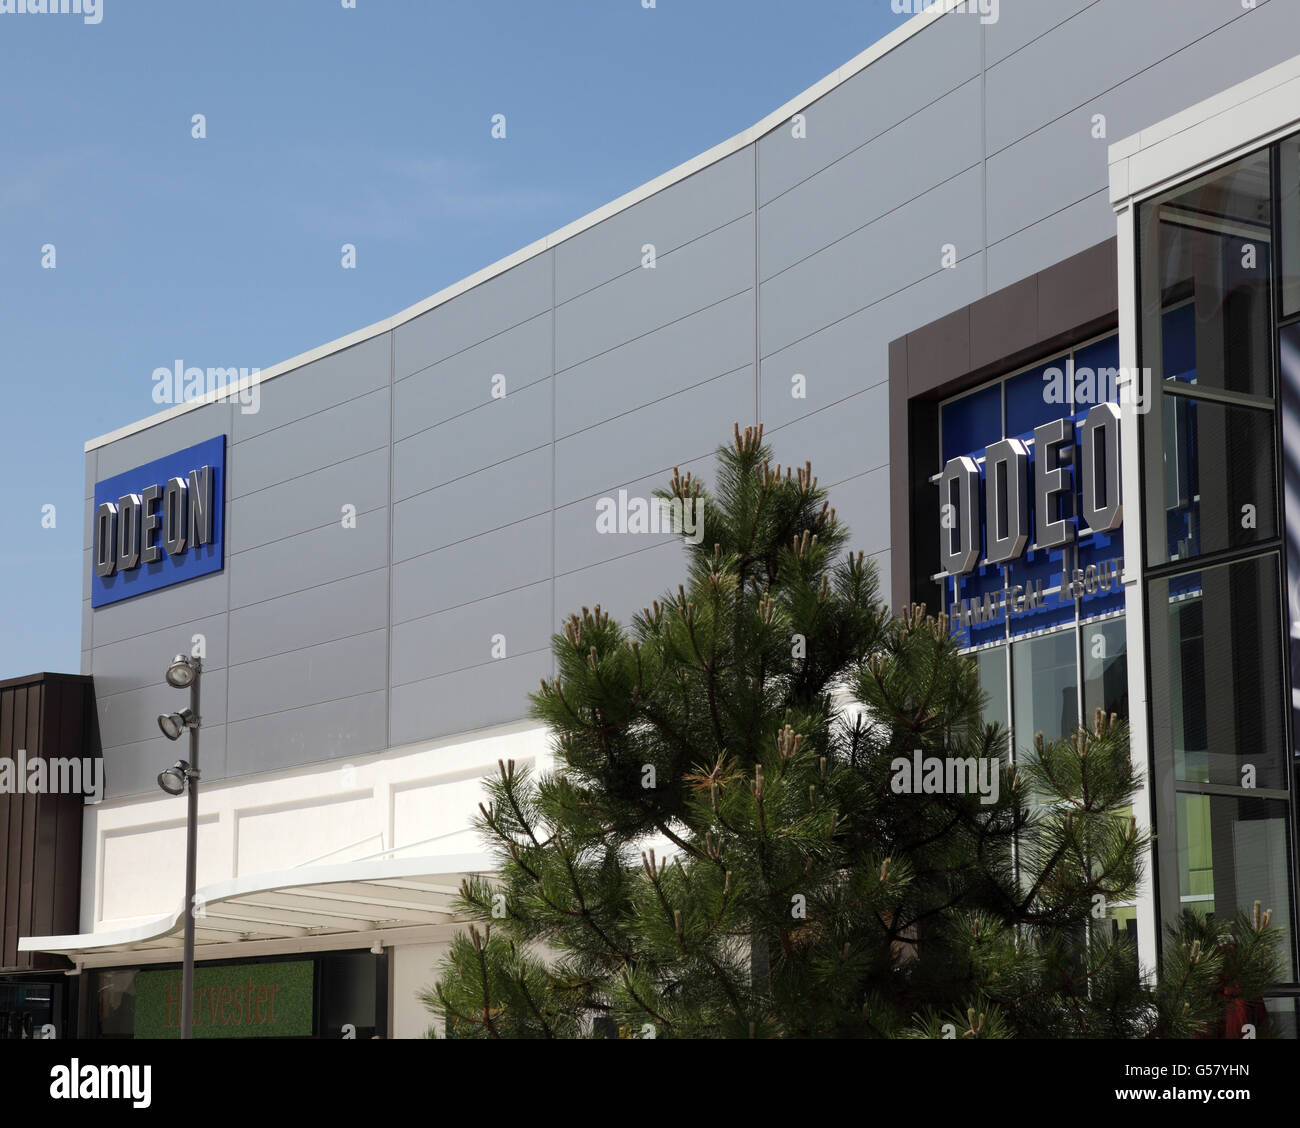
xmin=86 ymin=5 xmax=949 ymax=453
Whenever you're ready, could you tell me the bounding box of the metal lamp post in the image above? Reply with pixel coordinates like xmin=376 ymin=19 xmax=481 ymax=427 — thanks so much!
xmin=156 ymin=654 xmax=201 ymax=1040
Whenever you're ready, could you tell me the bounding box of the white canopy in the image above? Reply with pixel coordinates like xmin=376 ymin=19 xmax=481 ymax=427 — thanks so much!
xmin=20 ymin=853 xmax=494 ymax=964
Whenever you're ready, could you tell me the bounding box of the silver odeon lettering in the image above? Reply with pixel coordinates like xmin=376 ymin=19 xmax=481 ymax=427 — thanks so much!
xmin=937 ymin=403 xmax=1122 ymax=577
xmin=93 ymin=465 xmax=215 ymax=580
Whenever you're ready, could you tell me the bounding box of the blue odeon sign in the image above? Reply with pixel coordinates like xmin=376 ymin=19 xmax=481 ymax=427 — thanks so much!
xmin=937 ymin=402 xmax=1123 ymax=634
xmin=91 ymin=436 xmax=226 ymax=608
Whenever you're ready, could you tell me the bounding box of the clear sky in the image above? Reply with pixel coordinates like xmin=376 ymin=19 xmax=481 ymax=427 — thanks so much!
xmin=0 ymin=0 xmax=907 ymax=680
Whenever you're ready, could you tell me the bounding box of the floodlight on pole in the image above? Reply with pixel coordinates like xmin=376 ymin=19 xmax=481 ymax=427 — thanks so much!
xmin=157 ymin=655 xmax=202 ymax=1040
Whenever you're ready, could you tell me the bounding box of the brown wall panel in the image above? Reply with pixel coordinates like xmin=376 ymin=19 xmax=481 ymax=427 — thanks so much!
xmin=17 ymin=685 xmax=42 ymax=969
xmin=0 ymin=690 xmax=12 ymax=967
xmin=50 ymin=685 xmax=90 ymax=961
xmin=0 ymin=674 xmax=96 ymax=972
xmin=2 ymin=685 xmax=27 ymax=967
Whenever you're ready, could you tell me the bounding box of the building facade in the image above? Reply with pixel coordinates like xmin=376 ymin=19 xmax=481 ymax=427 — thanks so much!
xmin=10 ymin=0 xmax=1300 ymax=1037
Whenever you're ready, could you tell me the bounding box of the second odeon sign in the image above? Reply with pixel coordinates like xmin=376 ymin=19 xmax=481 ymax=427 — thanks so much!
xmin=937 ymin=402 xmax=1122 ymax=577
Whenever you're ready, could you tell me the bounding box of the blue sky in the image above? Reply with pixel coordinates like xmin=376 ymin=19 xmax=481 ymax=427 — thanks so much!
xmin=0 ymin=0 xmax=906 ymax=680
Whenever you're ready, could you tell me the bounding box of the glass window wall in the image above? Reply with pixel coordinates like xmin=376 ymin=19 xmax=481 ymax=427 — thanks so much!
xmin=1139 ymin=142 xmax=1297 ymax=999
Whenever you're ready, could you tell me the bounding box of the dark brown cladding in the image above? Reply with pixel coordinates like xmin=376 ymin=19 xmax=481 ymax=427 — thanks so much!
xmin=888 ymin=238 xmax=1119 ymax=614
xmin=0 ymin=673 xmax=98 ymax=972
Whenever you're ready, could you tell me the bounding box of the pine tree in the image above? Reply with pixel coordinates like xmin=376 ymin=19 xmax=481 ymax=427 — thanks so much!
xmin=423 ymin=425 xmax=1284 ymax=1039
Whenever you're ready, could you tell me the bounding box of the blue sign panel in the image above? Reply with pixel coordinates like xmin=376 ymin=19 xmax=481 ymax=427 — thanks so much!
xmin=939 ymin=335 xmax=1125 ymax=647
xmin=91 ymin=436 xmax=226 ymax=608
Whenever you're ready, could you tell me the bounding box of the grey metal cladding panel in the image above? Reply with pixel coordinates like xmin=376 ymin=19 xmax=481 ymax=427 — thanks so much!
xmin=391 ymin=513 xmax=552 ymax=626
xmin=553 ymin=452 xmax=715 ymax=577
xmin=760 ymin=168 xmax=985 ymax=358
xmin=90 ymin=612 xmax=227 ymax=699
xmin=759 ymin=76 xmax=983 ymax=281
xmin=393 ymin=446 xmax=551 ymax=564
xmin=813 ymin=464 xmax=892 ymax=560
xmin=554 ymin=540 xmax=688 ymax=631
xmin=233 ymin=334 xmax=390 ymax=444
xmin=989 ymin=1 xmax=1300 ymax=260
xmin=393 ymin=251 xmax=553 ymax=380
xmin=84 ymin=451 xmax=96 ymax=501
xmin=984 ymin=0 xmax=1097 ymax=67
xmin=1102 ymin=5 xmax=1294 ymax=140
xmin=227 ymin=570 xmax=388 ymax=666
xmin=555 ymin=365 xmax=752 ymax=508
xmin=96 ymin=667 xmax=227 ymax=750
xmin=81 ymin=600 xmax=92 ymax=652
xmin=90 ymin=569 xmax=230 ymax=646
xmin=985 ymin=106 xmax=1109 ymax=246
xmin=759 ymin=262 xmax=979 ymax=431
xmin=867 ymin=549 xmax=892 ymax=614
xmin=228 ymin=386 xmax=389 ymax=499
xmin=102 ymin=725 xmax=228 ymax=799
xmin=227 ymin=628 xmax=387 ymax=722
xmin=555 ymin=217 xmax=753 ymax=372
xmin=756 ymin=13 xmax=980 ymax=205
xmin=81 ymin=649 xmax=91 ymax=677
xmin=1091 ymin=1 xmax=1300 ymax=164
xmin=987 ymin=190 xmax=1112 ymax=294
xmin=392 ymin=378 xmax=551 ymax=503
xmin=555 ymin=147 xmax=754 ymax=304
xmin=229 ymin=448 xmax=389 ymax=555
xmin=228 ymin=505 xmax=388 ymax=608
xmin=389 ymin=651 xmax=549 ymax=749
xmin=983 ymin=0 xmax=1250 ymax=155
xmin=226 ymin=691 xmax=387 ymax=776
xmin=82 ymin=546 xmax=92 ymax=602
xmin=556 ymin=294 xmax=752 ymax=440
xmin=765 ymin=385 xmax=890 ymax=496
xmin=1238 ymin=0 xmax=1300 ymax=70
xmin=390 ymin=581 xmax=553 ymax=687
xmin=393 ymin=313 xmax=551 ymax=442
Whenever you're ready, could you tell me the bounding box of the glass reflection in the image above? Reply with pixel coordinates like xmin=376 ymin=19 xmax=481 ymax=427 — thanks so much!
xmin=1149 ymin=394 xmax=1276 ymax=565
xmin=1139 ymin=149 xmax=1272 ymax=398
xmin=1012 ymin=628 xmax=1078 ymax=758
xmin=1082 ymin=617 xmax=1128 ymax=722
xmin=1149 ymin=555 xmax=1287 ymax=790
xmin=1176 ymin=793 xmax=1295 ymax=979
